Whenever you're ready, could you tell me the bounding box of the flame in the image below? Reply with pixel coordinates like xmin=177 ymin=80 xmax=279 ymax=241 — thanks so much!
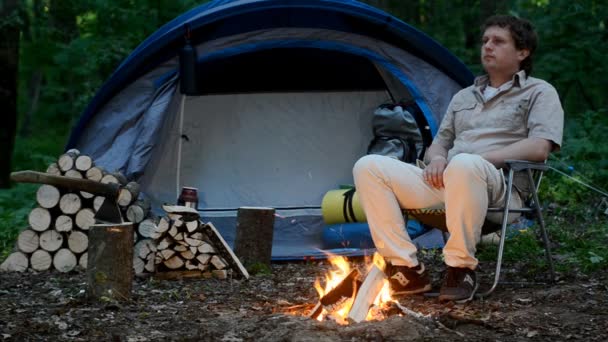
xmin=312 ymin=252 xmax=395 ymax=323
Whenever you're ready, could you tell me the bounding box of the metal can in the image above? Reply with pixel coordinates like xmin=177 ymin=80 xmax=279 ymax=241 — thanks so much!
xmin=178 ymin=187 xmax=199 ymax=209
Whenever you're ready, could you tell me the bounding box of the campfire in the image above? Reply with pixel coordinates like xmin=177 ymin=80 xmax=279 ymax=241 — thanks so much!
xmin=308 ymin=252 xmax=397 ymax=324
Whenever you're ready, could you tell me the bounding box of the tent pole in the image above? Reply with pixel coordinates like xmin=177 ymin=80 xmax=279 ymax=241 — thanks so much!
xmin=176 ymin=94 xmax=186 ymax=201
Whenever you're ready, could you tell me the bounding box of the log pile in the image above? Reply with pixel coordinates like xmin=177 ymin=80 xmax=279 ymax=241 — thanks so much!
xmin=0 ymin=149 xmax=155 ymax=274
xmin=146 ymin=205 xmax=249 ymax=280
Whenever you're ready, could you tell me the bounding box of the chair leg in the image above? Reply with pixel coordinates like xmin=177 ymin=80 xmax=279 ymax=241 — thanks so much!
xmin=477 ymin=169 xmax=515 ymax=298
xmin=527 ymin=169 xmax=556 ymax=283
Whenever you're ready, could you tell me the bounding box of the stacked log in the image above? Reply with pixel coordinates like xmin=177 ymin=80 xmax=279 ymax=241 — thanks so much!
xmin=149 ymin=206 xmax=249 ymax=280
xmin=1 ymin=149 xmax=155 ymax=274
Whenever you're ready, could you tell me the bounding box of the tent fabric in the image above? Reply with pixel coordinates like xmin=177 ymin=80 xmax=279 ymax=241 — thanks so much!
xmin=67 ymin=0 xmax=474 ymax=259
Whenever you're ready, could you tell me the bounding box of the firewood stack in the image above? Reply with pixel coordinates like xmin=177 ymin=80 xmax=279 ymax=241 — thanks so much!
xmin=146 ymin=205 xmax=249 ymax=280
xmin=0 ymin=149 xmax=156 ymax=274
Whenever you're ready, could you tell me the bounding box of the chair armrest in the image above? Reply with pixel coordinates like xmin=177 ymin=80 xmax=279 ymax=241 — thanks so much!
xmin=505 ymin=160 xmax=549 ymax=172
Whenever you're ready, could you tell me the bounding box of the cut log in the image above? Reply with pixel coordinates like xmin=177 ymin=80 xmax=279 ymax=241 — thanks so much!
xmin=144 ymin=254 xmax=155 ymax=273
xmin=174 ymin=232 xmax=184 ymax=241
xmin=196 ymin=253 xmax=211 ymax=265
xmin=87 ymin=223 xmax=134 ymax=301
xmin=163 ymin=255 xmax=185 ymax=270
xmin=75 ymin=208 xmax=96 ymax=231
xmin=308 ymin=269 xmax=362 ymax=320
xmin=39 ymin=230 xmax=64 ymax=252
xmin=210 ymin=255 xmax=227 ymax=270
xmin=234 ymin=207 xmax=275 ymax=268
xmin=28 ymin=207 xmax=52 ymax=232
xmin=160 ymin=249 xmax=176 ymax=260
xmin=200 ymin=222 xmax=249 ymax=279
xmin=54 ymin=215 xmax=73 ymax=232
xmin=198 ymin=242 xmax=216 ymax=254
xmin=93 ymin=196 xmax=105 ymax=212
xmin=117 ymin=181 xmax=140 ymax=207
xmin=53 ymin=248 xmax=77 ymax=273
xmin=157 ymin=238 xmax=171 ymax=250
xmin=101 ymin=172 xmax=127 ymax=186
xmin=46 ymin=162 xmax=62 ymax=176
xmin=126 ymin=199 xmax=150 ymax=224
xmin=133 ymin=254 xmax=145 ymax=275
xmin=30 ymin=249 xmax=52 ymax=271
xmin=162 ymin=204 xmax=199 ymax=218
xmin=185 ymin=260 xmax=198 ymax=270
xmin=185 ymin=220 xmax=199 ymax=233
xmin=134 ymin=239 xmax=154 ymax=259
xmin=212 ymin=270 xmax=228 ymax=279
xmin=75 ymin=155 xmax=94 ymax=172
xmin=153 ymin=270 xmax=202 ymax=280
xmin=85 ymin=166 xmax=105 ymax=182
xmin=1 ymin=252 xmax=29 ymax=272
xmin=36 ymin=185 xmax=60 ymax=209
xmin=17 ymin=229 xmax=39 ymax=253
xmin=180 ymin=250 xmax=195 ymax=260
xmin=197 ymin=263 xmax=208 ymax=272
xmin=68 ymin=231 xmax=89 ymax=254
xmin=58 ymin=151 xmax=79 ymax=172
xmin=157 ymin=217 xmax=171 ymax=234
xmin=347 ymin=265 xmax=387 ymax=323
xmin=79 ymin=252 xmax=88 ymax=269
xmin=64 ymin=169 xmax=83 ymax=179
xmin=173 ymin=245 xmax=188 ymax=252
xmin=138 ymin=218 xmax=157 ymax=238
xmin=168 ymin=225 xmax=178 ymax=238
xmin=59 ymin=193 xmax=82 ymax=215
xmin=184 ymin=236 xmax=203 ymax=247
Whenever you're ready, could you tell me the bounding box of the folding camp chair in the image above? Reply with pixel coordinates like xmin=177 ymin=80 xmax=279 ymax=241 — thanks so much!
xmin=404 ymin=159 xmax=556 ymax=298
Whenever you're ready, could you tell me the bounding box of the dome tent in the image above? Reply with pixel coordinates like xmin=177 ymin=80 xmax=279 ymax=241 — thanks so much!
xmin=67 ymin=0 xmax=474 ymax=260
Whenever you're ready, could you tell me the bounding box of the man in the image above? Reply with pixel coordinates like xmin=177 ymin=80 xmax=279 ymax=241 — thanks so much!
xmin=353 ymin=15 xmax=563 ymax=302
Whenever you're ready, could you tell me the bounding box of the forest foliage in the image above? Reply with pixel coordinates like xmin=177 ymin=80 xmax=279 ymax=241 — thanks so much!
xmin=1 ymin=0 xmax=606 ymax=267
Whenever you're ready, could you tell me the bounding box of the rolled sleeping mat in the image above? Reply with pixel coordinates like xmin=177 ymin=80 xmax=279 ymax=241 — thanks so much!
xmin=321 ymin=188 xmax=367 ymax=224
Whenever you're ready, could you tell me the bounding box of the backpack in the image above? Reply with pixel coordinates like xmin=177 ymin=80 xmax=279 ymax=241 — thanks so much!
xmin=367 ymin=101 xmax=431 ymax=163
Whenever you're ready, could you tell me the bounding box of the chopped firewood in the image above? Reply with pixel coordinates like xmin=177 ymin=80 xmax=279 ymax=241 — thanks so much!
xmin=144 ymin=254 xmax=155 ymax=273
xmin=185 ymin=220 xmax=199 ymax=233
xmin=17 ymin=229 xmax=39 ymax=253
xmin=172 ymin=217 xmax=184 ymax=228
xmin=347 ymin=265 xmax=387 ymax=323
xmin=28 ymin=207 xmax=52 ymax=232
xmin=75 ymin=208 xmax=95 ymax=230
xmin=197 ymin=263 xmax=208 ymax=271
xmin=101 ymin=172 xmax=127 ymax=185
xmin=175 ymin=240 xmax=188 ymax=246
xmin=157 ymin=217 xmax=171 ymax=233
xmin=157 ymin=238 xmax=171 ymax=250
xmin=190 ymin=232 xmax=203 ymax=240
xmin=185 ymin=260 xmax=198 ymax=270
xmin=173 ymin=245 xmax=188 ymax=252
xmin=162 ymin=204 xmax=199 ymax=218
xmin=0 ymin=252 xmax=29 ymax=272
xmin=164 ymin=255 xmax=185 ymax=269
xmin=174 ymin=232 xmax=184 ymax=241
xmin=36 ymin=184 xmax=60 ymax=209
xmin=39 ymin=230 xmax=64 ymax=252
xmin=168 ymin=225 xmax=178 ymax=238
xmin=160 ymin=249 xmax=176 ymax=260
xmin=133 ymin=254 xmax=145 ymax=274
xmin=59 ymin=193 xmax=81 ymax=215
xmin=134 ymin=239 xmax=155 ymax=259
xmin=75 ymin=155 xmax=94 ymax=172
xmin=155 ymin=254 xmax=162 ymax=265
xmin=80 ymin=191 xmax=94 ymax=199
xmin=30 ymin=249 xmax=52 ymax=271
xmin=53 ymin=248 xmax=77 ymax=273
xmin=126 ymin=199 xmax=151 ymax=224
xmin=180 ymin=250 xmax=195 ymax=260
xmin=202 ymin=271 xmax=213 ymax=279
xmin=189 ymin=246 xmax=197 ymax=254
xmin=117 ymin=181 xmax=140 ymax=207
xmin=138 ymin=218 xmax=158 ymax=238
xmin=199 ymin=222 xmax=249 ymax=279
xmin=55 ymin=215 xmax=73 ymax=232
xmin=67 ymin=230 xmax=89 ymax=254
xmin=184 ymin=236 xmax=203 ymax=247
xmin=210 ymin=255 xmax=227 ymax=270
xmin=196 ymin=254 xmax=211 ymax=265
xmin=198 ymin=242 xmax=216 ymax=254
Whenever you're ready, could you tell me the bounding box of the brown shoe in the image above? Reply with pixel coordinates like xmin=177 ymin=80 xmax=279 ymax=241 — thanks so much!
xmin=387 ymin=263 xmax=432 ymax=295
xmin=438 ymin=266 xmax=478 ymax=303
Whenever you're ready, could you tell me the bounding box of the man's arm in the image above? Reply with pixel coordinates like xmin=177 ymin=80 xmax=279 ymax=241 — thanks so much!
xmin=480 ymin=137 xmax=553 ymax=169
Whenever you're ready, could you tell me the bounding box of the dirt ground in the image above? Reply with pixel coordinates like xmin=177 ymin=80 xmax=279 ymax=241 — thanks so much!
xmin=1 ymin=254 xmax=606 ymax=341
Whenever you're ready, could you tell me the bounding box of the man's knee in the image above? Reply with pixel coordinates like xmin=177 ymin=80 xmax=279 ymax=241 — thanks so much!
xmin=444 ymin=153 xmax=486 ymax=180
xmin=353 ymin=155 xmax=389 ymax=180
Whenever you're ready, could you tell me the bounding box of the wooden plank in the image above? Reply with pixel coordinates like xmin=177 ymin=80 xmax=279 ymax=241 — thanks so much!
xmin=200 ymin=222 xmax=249 ymax=279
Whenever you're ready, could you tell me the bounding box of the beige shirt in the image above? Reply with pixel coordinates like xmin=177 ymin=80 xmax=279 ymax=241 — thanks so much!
xmin=434 ymin=70 xmax=564 ymax=196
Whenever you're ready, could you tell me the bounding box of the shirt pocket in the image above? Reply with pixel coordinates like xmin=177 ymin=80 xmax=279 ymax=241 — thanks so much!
xmin=497 ymin=99 xmax=529 ymax=129
xmin=452 ymin=102 xmax=478 ymax=133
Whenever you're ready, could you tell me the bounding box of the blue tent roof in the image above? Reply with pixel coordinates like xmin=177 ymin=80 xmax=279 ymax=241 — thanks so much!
xmin=67 ymin=0 xmax=473 ymax=148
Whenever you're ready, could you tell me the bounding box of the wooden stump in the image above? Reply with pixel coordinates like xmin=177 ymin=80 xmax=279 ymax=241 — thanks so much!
xmin=87 ymin=223 xmax=134 ymax=301
xmin=234 ymin=207 xmax=275 ymax=268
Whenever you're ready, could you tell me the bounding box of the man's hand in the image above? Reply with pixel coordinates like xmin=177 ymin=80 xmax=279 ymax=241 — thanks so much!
xmin=423 ymin=156 xmax=448 ymax=189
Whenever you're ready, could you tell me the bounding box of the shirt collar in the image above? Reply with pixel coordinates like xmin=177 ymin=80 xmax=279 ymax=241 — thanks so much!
xmin=473 ymin=70 xmax=528 ymax=91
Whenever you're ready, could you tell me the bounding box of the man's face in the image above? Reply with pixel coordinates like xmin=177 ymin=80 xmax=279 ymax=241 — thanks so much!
xmin=481 ymin=26 xmax=529 ymax=76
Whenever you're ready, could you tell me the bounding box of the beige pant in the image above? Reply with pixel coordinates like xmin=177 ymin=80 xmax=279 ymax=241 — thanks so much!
xmin=352 ymin=153 xmax=522 ymax=270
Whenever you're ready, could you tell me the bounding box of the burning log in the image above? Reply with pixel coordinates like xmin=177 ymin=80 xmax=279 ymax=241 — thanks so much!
xmin=309 ymin=269 xmax=361 ymax=320
xmin=347 ymin=264 xmax=388 ymax=323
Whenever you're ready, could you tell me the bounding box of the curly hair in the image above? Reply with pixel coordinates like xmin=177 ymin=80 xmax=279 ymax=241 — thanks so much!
xmin=483 ymin=15 xmax=537 ymax=76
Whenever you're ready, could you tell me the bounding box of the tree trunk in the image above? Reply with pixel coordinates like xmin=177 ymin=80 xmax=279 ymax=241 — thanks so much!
xmin=87 ymin=223 xmax=134 ymax=301
xmin=0 ymin=0 xmax=20 ymax=188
